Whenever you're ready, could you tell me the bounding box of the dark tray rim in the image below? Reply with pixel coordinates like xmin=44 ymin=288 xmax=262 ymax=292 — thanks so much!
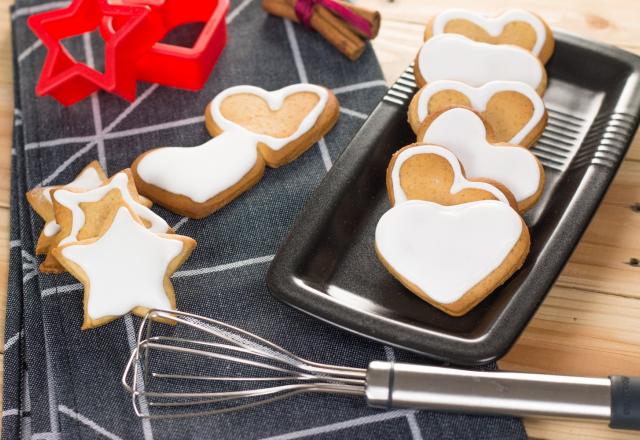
xmin=267 ymin=31 xmax=640 ymax=366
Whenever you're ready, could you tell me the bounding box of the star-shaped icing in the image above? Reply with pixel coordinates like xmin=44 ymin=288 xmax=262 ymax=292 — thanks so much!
xmin=40 ymin=169 xmax=165 ymax=273
xmin=27 ymin=0 xmax=163 ymax=105
xmin=27 ymin=161 xmax=107 ymax=256
xmin=53 ymin=206 xmax=196 ymax=329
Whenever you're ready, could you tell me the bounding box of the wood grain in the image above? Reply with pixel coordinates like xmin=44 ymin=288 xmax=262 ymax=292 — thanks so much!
xmin=0 ymin=1 xmax=639 ymax=438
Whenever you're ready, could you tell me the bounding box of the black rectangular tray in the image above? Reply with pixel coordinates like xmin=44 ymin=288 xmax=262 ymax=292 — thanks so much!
xmin=267 ymin=31 xmax=640 ymax=366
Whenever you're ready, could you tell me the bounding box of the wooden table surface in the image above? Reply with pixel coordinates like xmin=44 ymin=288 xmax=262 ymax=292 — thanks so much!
xmin=0 ymin=0 xmax=639 ymax=438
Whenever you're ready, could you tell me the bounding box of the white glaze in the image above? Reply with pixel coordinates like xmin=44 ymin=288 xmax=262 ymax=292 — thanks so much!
xmin=417 ymin=35 xmax=544 ymax=91
xmin=432 ymin=9 xmax=548 ymax=56
xmin=61 ymin=207 xmax=181 ymax=319
xmin=53 ymin=171 xmax=170 ymax=245
xmin=208 ymin=84 xmax=329 ymax=151
xmin=416 ymin=80 xmax=545 ymax=145
xmin=136 ymin=131 xmax=259 ymax=204
xmin=43 ymin=220 xmax=61 ymax=237
xmin=390 ymin=144 xmax=509 ymax=205
xmin=42 ymin=166 xmax=103 ymax=203
xmin=420 ymin=108 xmax=541 ymax=203
xmin=376 ymin=200 xmax=522 ymax=304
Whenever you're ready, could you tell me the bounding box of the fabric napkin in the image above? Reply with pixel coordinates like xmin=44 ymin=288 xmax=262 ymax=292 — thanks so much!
xmin=4 ymin=0 xmax=527 ymax=438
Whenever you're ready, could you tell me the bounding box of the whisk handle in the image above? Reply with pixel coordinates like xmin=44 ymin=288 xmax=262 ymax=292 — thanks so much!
xmin=365 ymin=361 xmax=640 ymax=430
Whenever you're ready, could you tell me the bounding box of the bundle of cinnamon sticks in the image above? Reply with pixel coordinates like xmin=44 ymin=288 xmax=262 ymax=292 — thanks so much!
xmin=262 ymin=0 xmax=380 ymax=61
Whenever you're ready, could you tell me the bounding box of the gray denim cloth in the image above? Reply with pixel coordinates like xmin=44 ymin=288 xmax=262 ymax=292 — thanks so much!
xmin=4 ymin=0 xmax=527 ymax=438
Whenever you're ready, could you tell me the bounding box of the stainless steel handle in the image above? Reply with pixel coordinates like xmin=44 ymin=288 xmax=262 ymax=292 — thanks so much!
xmin=365 ymin=361 xmax=611 ymax=420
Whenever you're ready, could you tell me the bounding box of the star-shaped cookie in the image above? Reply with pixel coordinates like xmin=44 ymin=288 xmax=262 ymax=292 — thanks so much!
xmin=42 ymin=168 xmax=167 ymax=273
xmin=52 ymin=205 xmax=196 ymax=329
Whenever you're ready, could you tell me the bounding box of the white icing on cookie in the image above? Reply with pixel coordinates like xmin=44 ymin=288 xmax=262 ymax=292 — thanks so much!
xmin=390 ymin=144 xmax=509 ymax=205
xmin=61 ymin=207 xmax=181 ymax=319
xmin=416 ymin=80 xmax=545 ymax=145
xmin=420 ymin=108 xmax=541 ymax=203
xmin=53 ymin=171 xmax=170 ymax=245
xmin=136 ymin=130 xmax=259 ymax=204
xmin=432 ymin=9 xmax=548 ymax=56
xmin=417 ymin=34 xmax=544 ymax=91
xmin=43 ymin=166 xmax=102 ymax=203
xmin=376 ymin=200 xmax=522 ymax=304
xmin=43 ymin=220 xmax=61 ymax=237
xmin=208 ymin=84 xmax=329 ymax=151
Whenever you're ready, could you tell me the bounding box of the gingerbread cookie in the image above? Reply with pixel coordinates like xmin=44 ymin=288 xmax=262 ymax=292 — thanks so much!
xmin=42 ymin=169 xmax=171 ymax=273
xmin=408 ymin=80 xmax=547 ymax=147
xmin=132 ymin=130 xmax=265 ymax=219
xmin=413 ymin=34 xmax=547 ymax=95
xmin=133 ymin=84 xmax=340 ymax=219
xmin=387 ymin=144 xmax=515 ymax=208
xmin=205 ymin=84 xmax=340 ymax=167
xmin=418 ymin=108 xmax=544 ymax=213
xmin=52 ymin=205 xmax=195 ymax=329
xmin=424 ymin=9 xmax=554 ymax=64
xmin=27 ymin=161 xmax=107 ymax=255
xmin=375 ymin=199 xmax=530 ymax=316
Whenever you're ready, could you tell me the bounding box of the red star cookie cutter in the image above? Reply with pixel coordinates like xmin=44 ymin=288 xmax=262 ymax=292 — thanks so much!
xmin=27 ymin=0 xmax=165 ymax=106
xmin=101 ymin=0 xmax=229 ymax=90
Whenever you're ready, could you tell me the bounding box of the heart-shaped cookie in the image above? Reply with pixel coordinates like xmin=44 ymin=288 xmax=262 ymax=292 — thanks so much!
xmin=424 ymin=9 xmax=554 ymax=64
xmin=408 ymin=80 xmax=547 ymax=147
xmin=206 ymin=84 xmax=340 ymax=167
xmin=375 ymin=200 xmax=529 ymax=316
xmin=387 ymin=144 xmax=515 ymax=208
xmin=132 ymin=130 xmax=264 ymax=219
xmin=418 ymin=107 xmax=544 ymax=212
xmin=413 ymin=34 xmax=547 ymax=94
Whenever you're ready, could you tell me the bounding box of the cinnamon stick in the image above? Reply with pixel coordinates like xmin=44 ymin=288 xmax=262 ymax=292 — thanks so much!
xmin=261 ymin=0 xmax=368 ymax=61
xmin=334 ymin=0 xmax=380 ymax=39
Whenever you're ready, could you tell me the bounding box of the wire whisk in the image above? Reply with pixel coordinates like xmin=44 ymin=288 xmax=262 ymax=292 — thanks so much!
xmin=122 ymin=309 xmax=640 ymax=431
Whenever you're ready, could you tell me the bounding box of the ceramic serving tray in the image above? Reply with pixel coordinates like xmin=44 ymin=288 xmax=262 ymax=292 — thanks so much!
xmin=267 ymin=31 xmax=640 ymax=366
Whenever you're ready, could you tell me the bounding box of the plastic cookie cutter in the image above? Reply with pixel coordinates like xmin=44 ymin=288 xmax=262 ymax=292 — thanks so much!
xmin=27 ymin=0 xmax=165 ymax=105
xmin=101 ymin=0 xmax=229 ymax=90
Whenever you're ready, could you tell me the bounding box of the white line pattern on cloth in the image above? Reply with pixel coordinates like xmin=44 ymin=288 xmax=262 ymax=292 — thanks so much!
xmin=4 ymin=331 xmax=21 ymax=351
xmin=340 ymin=107 xmax=368 ymax=120
xmin=59 ymin=405 xmax=124 ymax=440
xmin=18 ymin=40 xmax=43 ymax=64
xmin=11 ymin=1 xmax=69 ymax=19
xmin=332 ymin=80 xmax=388 ymax=95
xmin=261 ymin=410 xmax=418 ymax=440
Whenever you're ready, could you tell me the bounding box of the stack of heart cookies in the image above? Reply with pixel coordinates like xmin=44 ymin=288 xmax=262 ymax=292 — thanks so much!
xmin=27 ymin=162 xmax=196 ymax=329
xmin=376 ymin=9 xmax=553 ymax=316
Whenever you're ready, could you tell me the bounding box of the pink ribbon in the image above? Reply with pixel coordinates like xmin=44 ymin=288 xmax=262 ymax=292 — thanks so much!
xmin=294 ymin=0 xmax=372 ymax=38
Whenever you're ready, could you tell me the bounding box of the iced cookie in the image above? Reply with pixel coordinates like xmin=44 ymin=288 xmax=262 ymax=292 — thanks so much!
xmin=375 ymin=200 xmax=530 ymax=316
xmin=205 ymin=84 xmax=340 ymax=167
xmin=418 ymin=107 xmax=544 ymax=213
xmin=424 ymin=9 xmax=554 ymax=64
xmin=413 ymin=34 xmax=547 ymax=95
xmin=52 ymin=205 xmax=195 ymax=329
xmin=408 ymin=80 xmax=547 ymax=147
xmin=132 ymin=131 xmax=266 ymax=219
xmin=387 ymin=144 xmax=515 ymax=208
xmin=43 ymin=169 xmax=171 ymax=273
xmin=133 ymin=84 xmax=340 ymax=219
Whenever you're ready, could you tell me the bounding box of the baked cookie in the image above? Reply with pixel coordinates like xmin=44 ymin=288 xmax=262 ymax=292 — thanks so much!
xmin=418 ymin=107 xmax=544 ymax=213
xmin=52 ymin=205 xmax=195 ymax=329
xmin=43 ymin=169 xmax=171 ymax=273
xmin=413 ymin=34 xmax=547 ymax=95
xmin=205 ymin=84 xmax=340 ymax=167
xmin=133 ymin=84 xmax=340 ymax=219
xmin=387 ymin=144 xmax=515 ymax=208
xmin=132 ymin=131 xmax=265 ymax=219
xmin=26 ymin=161 xmax=107 ymax=255
xmin=424 ymin=9 xmax=554 ymax=64
xmin=375 ymin=199 xmax=530 ymax=316
xmin=408 ymin=80 xmax=547 ymax=147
